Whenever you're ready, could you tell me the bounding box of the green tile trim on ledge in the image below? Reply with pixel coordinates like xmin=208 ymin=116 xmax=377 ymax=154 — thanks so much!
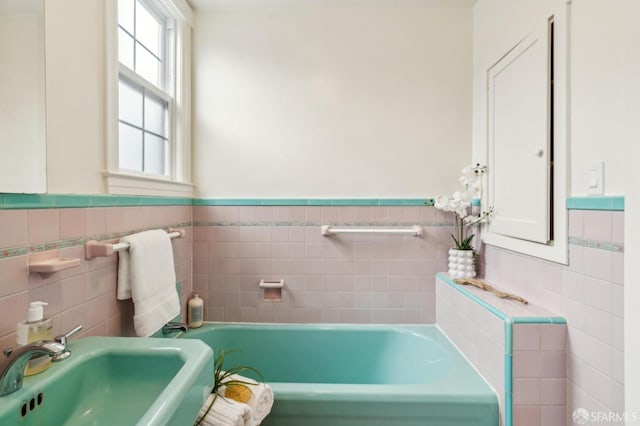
xmin=3 ymin=194 xmax=625 ymax=210
xmin=192 ymin=198 xmax=435 ymax=206
xmin=566 ymin=196 xmax=624 ymax=211
xmin=0 ymin=195 xmax=437 ymax=209
xmin=0 ymin=193 xmax=193 ymax=209
xmin=435 ymin=273 xmax=566 ymax=324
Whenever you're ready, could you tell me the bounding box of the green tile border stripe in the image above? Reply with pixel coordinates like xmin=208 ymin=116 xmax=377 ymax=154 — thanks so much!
xmin=0 ymin=222 xmax=191 ymax=260
xmin=1 ymin=195 xmax=435 ymax=209
xmin=0 ymin=194 xmax=192 ymax=209
xmin=192 ymin=221 xmax=451 ymax=227
xmin=193 ymin=198 xmax=435 ymax=206
xmin=436 ymin=273 xmax=566 ymax=426
xmin=566 ymin=196 xmax=624 ymax=211
xmin=569 ymin=236 xmax=624 ymax=253
xmin=2 ymin=194 xmax=625 ymax=209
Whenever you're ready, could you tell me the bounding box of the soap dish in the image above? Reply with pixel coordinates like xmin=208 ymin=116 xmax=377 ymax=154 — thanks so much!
xmin=29 ymin=258 xmax=81 ymax=274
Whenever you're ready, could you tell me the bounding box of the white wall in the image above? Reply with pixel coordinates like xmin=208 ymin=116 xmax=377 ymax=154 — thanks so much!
xmin=570 ymin=0 xmax=639 ymax=197
xmin=192 ymin=5 xmax=472 ymax=198
xmin=0 ymin=8 xmax=46 ymax=193
xmin=45 ymin=0 xmax=106 ymax=194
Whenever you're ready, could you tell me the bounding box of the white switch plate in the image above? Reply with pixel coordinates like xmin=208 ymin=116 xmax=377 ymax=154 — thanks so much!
xmin=586 ymin=161 xmax=604 ymax=195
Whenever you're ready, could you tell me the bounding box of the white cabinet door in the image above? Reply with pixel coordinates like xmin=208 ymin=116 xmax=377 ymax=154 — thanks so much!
xmin=487 ymin=27 xmax=551 ymax=244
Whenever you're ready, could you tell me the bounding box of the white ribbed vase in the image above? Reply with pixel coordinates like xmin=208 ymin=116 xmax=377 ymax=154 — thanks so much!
xmin=447 ymin=249 xmax=476 ymax=279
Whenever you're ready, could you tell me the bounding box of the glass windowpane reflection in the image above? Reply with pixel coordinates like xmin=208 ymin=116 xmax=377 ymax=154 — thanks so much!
xmin=136 ymin=44 xmax=160 ymax=87
xmin=144 ymin=133 xmax=167 ymax=175
xmin=135 ymin=0 xmax=162 ymax=57
xmin=119 ymin=123 xmax=143 ymax=171
xmin=144 ymin=94 xmax=167 ymax=136
xmin=118 ymin=0 xmax=135 ymax=34
xmin=118 ymin=29 xmax=135 ymax=71
xmin=118 ymin=79 xmax=143 ymax=126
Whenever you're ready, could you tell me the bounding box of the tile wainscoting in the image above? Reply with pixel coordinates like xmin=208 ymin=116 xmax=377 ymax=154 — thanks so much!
xmin=0 ymin=205 xmax=193 ymax=349
xmin=0 ymin=194 xmax=625 ymax=426
xmin=481 ymin=209 xmax=624 ymax=425
xmin=192 ymin=205 xmax=454 ymax=324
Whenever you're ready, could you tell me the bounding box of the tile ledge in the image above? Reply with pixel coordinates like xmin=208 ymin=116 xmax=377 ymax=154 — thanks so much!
xmin=435 ymin=273 xmax=565 ymax=323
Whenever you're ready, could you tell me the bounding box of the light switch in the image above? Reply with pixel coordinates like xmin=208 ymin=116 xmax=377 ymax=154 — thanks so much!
xmin=586 ymin=161 xmax=604 ymax=195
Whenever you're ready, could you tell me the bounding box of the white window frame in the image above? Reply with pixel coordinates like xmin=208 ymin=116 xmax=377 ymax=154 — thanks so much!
xmin=105 ymin=0 xmax=194 ymax=197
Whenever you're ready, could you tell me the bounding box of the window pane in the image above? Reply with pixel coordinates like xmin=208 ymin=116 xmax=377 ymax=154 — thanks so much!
xmin=118 ymin=79 xmax=143 ymax=126
xmin=119 ymin=123 xmax=143 ymax=171
xmin=135 ymin=44 xmax=160 ymax=87
xmin=118 ymin=0 xmax=135 ymax=34
xmin=135 ymin=1 xmax=162 ymax=57
xmin=144 ymin=133 xmax=167 ymax=175
xmin=144 ymin=94 xmax=167 ymax=136
xmin=118 ymin=29 xmax=134 ymax=69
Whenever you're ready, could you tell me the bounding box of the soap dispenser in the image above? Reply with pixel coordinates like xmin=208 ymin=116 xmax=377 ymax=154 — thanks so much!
xmin=187 ymin=294 xmax=204 ymax=328
xmin=16 ymin=301 xmax=53 ymax=376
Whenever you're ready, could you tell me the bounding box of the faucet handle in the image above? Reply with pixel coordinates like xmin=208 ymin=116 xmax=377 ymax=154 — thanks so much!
xmin=54 ymin=325 xmax=83 ymax=346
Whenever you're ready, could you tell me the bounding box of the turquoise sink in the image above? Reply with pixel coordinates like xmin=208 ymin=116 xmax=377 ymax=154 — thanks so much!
xmin=0 ymin=337 xmax=214 ymax=425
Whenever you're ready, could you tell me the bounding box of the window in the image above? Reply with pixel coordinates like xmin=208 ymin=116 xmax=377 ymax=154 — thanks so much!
xmin=106 ymin=0 xmax=194 ymax=196
xmin=118 ymin=0 xmax=172 ymax=176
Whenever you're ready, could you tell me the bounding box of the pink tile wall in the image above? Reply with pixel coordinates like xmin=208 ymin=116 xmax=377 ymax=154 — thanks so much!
xmin=436 ymin=277 xmax=507 ymax=424
xmin=193 ymin=206 xmax=448 ymax=324
xmin=512 ymin=324 xmax=567 ymax=425
xmin=0 ymin=206 xmax=192 ymax=351
xmin=482 ymin=210 xmax=625 ymax=424
xmin=437 ymin=276 xmax=568 ymax=426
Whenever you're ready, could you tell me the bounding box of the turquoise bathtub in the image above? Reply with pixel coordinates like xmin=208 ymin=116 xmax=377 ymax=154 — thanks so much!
xmin=180 ymin=323 xmax=498 ymax=426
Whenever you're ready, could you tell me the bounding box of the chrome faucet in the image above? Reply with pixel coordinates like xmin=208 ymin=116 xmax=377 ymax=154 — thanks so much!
xmin=162 ymin=322 xmax=189 ymax=335
xmin=0 ymin=324 xmax=83 ymax=397
xmin=0 ymin=341 xmax=65 ymax=396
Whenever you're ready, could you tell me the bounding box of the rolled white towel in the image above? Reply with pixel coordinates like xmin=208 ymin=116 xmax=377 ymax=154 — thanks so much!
xmin=248 ymin=383 xmax=274 ymax=426
xmin=220 ymin=374 xmax=274 ymax=426
xmin=198 ymin=393 xmax=252 ymax=426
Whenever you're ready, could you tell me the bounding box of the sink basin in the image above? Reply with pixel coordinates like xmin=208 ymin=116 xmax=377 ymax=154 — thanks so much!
xmin=0 ymin=337 xmax=214 ymax=425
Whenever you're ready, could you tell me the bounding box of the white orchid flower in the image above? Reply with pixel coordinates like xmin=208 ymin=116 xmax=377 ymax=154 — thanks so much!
xmin=432 ymin=163 xmax=492 ymax=251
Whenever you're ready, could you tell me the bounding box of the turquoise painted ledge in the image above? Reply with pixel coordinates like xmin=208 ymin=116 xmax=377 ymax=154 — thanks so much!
xmin=566 ymin=196 xmax=624 ymax=211
xmin=192 ymin=198 xmax=435 ymax=206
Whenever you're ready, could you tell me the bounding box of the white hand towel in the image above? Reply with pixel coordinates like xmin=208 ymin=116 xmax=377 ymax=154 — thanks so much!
xmin=221 ymin=374 xmax=274 ymax=426
xmin=198 ymin=394 xmax=252 ymax=426
xmin=116 ymin=229 xmax=181 ymax=337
